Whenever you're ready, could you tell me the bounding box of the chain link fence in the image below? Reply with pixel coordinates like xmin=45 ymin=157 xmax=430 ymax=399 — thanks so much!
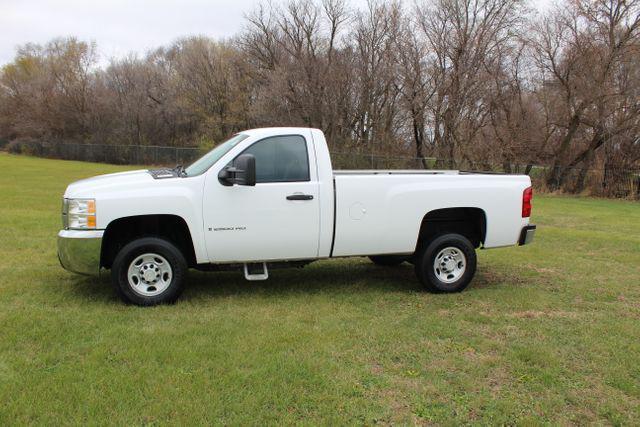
xmin=7 ymin=140 xmax=202 ymax=166
xmin=6 ymin=140 xmax=639 ymax=199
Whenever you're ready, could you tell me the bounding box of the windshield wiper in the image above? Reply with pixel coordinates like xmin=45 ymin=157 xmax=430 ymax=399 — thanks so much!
xmin=173 ymin=164 xmax=187 ymax=177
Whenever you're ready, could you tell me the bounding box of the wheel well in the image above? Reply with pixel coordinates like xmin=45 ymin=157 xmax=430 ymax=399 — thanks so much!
xmin=416 ymin=208 xmax=486 ymax=250
xmin=101 ymin=215 xmax=196 ymax=269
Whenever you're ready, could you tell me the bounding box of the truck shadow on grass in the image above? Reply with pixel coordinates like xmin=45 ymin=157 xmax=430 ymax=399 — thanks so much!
xmin=67 ymin=259 xmax=515 ymax=305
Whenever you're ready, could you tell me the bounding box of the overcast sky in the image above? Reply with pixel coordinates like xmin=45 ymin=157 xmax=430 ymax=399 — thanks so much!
xmin=0 ymin=0 xmax=552 ymax=67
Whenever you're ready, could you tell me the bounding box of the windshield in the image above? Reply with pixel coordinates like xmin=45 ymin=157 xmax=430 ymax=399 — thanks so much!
xmin=185 ymin=134 xmax=249 ymax=176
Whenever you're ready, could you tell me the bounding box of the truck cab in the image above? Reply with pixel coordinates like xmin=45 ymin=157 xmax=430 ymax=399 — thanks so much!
xmin=58 ymin=127 xmax=535 ymax=305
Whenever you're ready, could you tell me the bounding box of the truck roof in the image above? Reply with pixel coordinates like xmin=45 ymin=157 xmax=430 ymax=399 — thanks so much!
xmin=240 ymin=127 xmax=319 ymax=138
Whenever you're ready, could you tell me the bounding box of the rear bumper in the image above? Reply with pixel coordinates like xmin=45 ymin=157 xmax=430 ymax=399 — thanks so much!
xmin=57 ymin=229 xmax=104 ymax=275
xmin=518 ymin=225 xmax=537 ymax=246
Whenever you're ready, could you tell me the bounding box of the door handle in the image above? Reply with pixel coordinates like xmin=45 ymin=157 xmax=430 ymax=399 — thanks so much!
xmin=286 ymin=194 xmax=314 ymax=201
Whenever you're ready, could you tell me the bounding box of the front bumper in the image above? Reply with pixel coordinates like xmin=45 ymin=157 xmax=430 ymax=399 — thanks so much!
xmin=57 ymin=229 xmax=104 ymax=275
xmin=518 ymin=225 xmax=537 ymax=246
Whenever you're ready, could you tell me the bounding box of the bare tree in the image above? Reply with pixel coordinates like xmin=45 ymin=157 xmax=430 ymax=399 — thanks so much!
xmin=0 ymin=38 xmax=97 ymax=142
xmin=531 ymin=0 xmax=640 ymax=190
xmin=394 ymin=14 xmax=436 ymax=166
xmin=417 ymin=0 xmax=526 ymax=167
xmin=350 ymin=1 xmax=402 ymax=151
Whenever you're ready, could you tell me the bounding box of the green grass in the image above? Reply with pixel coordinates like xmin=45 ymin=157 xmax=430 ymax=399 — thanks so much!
xmin=0 ymin=153 xmax=639 ymax=425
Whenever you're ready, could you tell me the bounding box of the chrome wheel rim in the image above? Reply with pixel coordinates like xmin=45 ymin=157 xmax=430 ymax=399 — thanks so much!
xmin=433 ymin=246 xmax=466 ymax=284
xmin=127 ymin=253 xmax=172 ymax=296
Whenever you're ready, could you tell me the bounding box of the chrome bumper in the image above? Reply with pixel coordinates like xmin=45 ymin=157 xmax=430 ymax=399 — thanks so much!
xmin=518 ymin=225 xmax=537 ymax=246
xmin=57 ymin=229 xmax=104 ymax=275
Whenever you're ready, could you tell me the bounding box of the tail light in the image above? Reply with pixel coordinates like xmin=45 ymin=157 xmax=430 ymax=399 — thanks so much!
xmin=522 ymin=187 xmax=533 ymax=218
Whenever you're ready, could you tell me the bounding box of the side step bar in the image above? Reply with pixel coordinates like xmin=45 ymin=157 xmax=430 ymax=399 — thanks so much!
xmin=243 ymin=262 xmax=269 ymax=281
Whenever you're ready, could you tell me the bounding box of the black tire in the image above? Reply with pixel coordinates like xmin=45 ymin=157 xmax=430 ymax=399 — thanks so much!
xmin=111 ymin=237 xmax=187 ymax=306
xmin=414 ymin=233 xmax=476 ymax=293
xmin=369 ymin=255 xmax=407 ymax=266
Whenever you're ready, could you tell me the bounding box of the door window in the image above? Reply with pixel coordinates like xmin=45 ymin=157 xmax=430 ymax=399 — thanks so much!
xmin=237 ymin=135 xmax=310 ymax=183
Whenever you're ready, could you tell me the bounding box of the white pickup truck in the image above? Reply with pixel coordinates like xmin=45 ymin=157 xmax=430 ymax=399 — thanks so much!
xmin=58 ymin=127 xmax=536 ymax=305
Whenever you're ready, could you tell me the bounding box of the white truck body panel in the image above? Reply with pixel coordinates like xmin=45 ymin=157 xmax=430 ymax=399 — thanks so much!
xmin=201 ymin=128 xmax=322 ymax=262
xmin=310 ymin=128 xmax=336 ymax=259
xmin=332 ymin=173 xmax=530 ymax=257
xmin=64 ymin=168 xmax=210 ymax=264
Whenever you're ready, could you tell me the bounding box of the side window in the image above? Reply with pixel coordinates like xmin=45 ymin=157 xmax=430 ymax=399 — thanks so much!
xmin=238 ymin=135 xmax=310 ymax=183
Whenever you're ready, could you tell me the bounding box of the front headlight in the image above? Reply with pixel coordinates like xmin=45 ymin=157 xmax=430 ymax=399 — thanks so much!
xmin=62 ymin=198 xmax=96 ymax=229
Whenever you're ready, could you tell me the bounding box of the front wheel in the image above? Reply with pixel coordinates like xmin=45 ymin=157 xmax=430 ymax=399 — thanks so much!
xmin=415 ymin=233 xmax=476 ymax=293
xmin=111 ymin=237 xmax=187 ymax=306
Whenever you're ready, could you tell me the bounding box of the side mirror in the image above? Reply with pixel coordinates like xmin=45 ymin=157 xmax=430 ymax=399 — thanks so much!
xmin=218 ymin=153 xmax=256 ymax=186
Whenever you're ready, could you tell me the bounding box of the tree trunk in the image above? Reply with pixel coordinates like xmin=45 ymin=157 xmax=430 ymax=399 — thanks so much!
xmin=502 ymin=161 xmax=512 ymax=174
xmin=572 ymin=149 xmax=594 ymax=193
xmin=552 ymin=126 xmax=606 ymax=191
xmin=412 ymin=114 xmax=428 ymax=169
xmin=546 ymin=113 xmax=581 ymax=190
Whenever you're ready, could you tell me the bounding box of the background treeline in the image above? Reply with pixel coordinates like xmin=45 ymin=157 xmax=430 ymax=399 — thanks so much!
xmin=1 ymin=0 xmax=639 ymax=197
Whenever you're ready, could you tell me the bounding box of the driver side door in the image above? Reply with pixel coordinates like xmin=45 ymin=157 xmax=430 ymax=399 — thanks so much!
xmin=202 ymin=133 xmax=321 ymax=263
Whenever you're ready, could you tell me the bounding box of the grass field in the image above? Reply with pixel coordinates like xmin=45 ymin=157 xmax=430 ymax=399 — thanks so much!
xmin=0 ymin=153 xmax=639 ymax=425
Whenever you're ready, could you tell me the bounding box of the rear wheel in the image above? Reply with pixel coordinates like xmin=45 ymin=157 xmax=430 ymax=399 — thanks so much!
xmin=369 ymin=255 xmax=407 ymax=266
xmin=111 ymin=237 xmax=187 ymax=306
xmin=415 ymin=233 xmax=476 ymax=293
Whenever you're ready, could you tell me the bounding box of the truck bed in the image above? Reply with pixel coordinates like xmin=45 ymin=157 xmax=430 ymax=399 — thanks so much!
xmin=330 ymin=171 xmax=531 ymax=257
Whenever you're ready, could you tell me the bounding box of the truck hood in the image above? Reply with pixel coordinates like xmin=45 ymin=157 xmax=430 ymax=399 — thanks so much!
xmin=64 ymin=169 xmax=152 ymax=198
